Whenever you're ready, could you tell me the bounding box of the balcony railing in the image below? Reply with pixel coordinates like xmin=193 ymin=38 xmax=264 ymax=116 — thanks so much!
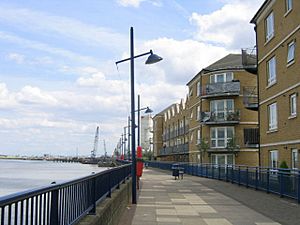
xmin=201 ymin=110 xmax=240 ymax=124
xmin=243 ymin=86 xmax=258 ymax=111
xmin=201 ymin=81 xmax=240 ymax=98
xmin=244 ymin=128 xmax=259 ymax=148
xmin=159 ymin=144 xmax=189 ymax=156
xmin=242 ymin=48 xmax=257 ymax=74
xmin=185 ymin=125 xmax=189 ymax=134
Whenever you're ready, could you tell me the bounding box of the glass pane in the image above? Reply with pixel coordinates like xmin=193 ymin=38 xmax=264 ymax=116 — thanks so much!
xmin=217 ymin=128 xmax=225 ymax=138
xmin=211 ymin=155 xmax=217 ymax=164
xmin=227 ymin=128 xmax=234 ymax=138
xmin=211 ymin=128 xmax=216 ymax=138
xmin=226 ymin=72 xmax=233 ymax=82
xmin=217 ymin=101 xmax=225 ymax=111
xmin=218 ymin=155 xmax=225 ymax=165
xmin=210 ymin=75 xmax=215 ymax=83
xmin=227 ymin=155 xmax=234 ymax=165
xmin=218 ymin=140 xmax=225 ymax=147
xmin=216 ymin=74 xmax=224 ymax=83
xmin=226 ymin=100 xmax=234 ymax=111
xmin=211 ymin=140 xmax=216 ymax=147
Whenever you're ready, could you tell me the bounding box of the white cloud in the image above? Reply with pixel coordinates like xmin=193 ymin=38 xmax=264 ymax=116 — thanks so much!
xmin=0 ymin=83 xmax=18 ymax=108
xmin=6 ymin=53 xmax=25 ymax=64
xmin=190 ymin=0 xmax=263 ymax=49
xmin=117 ymin=0 xmax=143 ymax=7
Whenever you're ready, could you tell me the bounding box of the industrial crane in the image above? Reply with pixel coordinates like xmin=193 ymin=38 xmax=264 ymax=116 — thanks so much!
xmin=91 ymin=126 xmax=99 ymax=159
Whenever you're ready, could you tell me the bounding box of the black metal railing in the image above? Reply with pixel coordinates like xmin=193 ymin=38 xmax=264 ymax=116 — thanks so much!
xmin=201 ymin=81 xmax=240 ymax=98
xmin=147 ymin=161 xmax=300 ymax=203
xmin=241 ymin=48 xmax=257 ymax=74
xmin=0 ymin=164 xmax=131 ymax=225
xmin=159 ymin=144 xmax=189 ymax=156
xmin=201 ymin=110 xmax=240 ymax=124
xmin=244 ymin=128 xmax=259 ymax=147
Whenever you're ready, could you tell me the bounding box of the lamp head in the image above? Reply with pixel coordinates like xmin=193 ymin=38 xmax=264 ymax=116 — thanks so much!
xmin=145 ymin=50 xmax=163 ymax=64
xmin=145 ymin=107 xmax=153 ymax=114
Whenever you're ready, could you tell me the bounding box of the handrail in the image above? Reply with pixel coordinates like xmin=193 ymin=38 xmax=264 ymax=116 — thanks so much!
xmin=0 ymin=164 xmax=131 ymax=224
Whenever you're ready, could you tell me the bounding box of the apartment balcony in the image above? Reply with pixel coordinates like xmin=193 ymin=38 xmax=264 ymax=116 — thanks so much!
xmin=244 ymin=128 xmax=259 ymax=148
xmin=200 ymin=110 xmax=240 ymax=125
xmin=242 ymin=48 xmax=257 ymax=74
xmin=159 ymin=143 xmax=189 ymax=156
xmin=243 ymin=86 xmax=258 ymax=111
xmin=179 ymin=127 xmax=185 ymax=135
xmin=184 ymin=125 xmax=189 ymax=134
xmin=201 ymin=81 xmax=240 ymax=98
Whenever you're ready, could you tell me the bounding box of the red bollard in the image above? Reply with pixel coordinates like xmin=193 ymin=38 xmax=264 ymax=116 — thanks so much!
xmin=136 ymin=146 xmax=143 ymax=189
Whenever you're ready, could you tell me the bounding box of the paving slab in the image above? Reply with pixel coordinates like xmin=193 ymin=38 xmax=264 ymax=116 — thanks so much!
xmin=119 ymin=168 xmax=300 ymax=225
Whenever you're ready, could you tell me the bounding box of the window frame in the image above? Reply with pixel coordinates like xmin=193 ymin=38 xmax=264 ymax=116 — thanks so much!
xmin=210 ymin=127 xmax=234 ymax=148
xmin=196 ymin=81 xmax=201 ymax=96
xmin=197 ymin=105 xmax=201 ymax=121
xmin=210 ymin=72 xmax=233 ymax=84
xmin=287 ymin=41 xmax=295 ymax=64
xmin=285 ymin=0 xmax=293 ymax=14
xmin=267 ymin=56 xmax=276 ymax=86
xmin=290 ymin=93 xmax=297 ymax=117
xmin=265 ymin=11 xmax=274 ymax=42
xmin=268 ymin=102 xmax=278 ymax=131
xmin=292 ymin=149 xmax=298 ymax=169
xmin=270 ymin=150 xmax=278 ymax=169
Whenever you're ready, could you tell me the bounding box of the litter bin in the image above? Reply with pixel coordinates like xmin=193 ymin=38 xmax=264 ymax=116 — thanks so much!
xmin=172 ymin=163 xmax=180 ymax=180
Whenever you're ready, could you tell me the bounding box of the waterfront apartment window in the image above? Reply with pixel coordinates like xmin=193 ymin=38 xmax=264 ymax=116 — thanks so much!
xmin=197 ymin=81 xmax=201 ymax=96
xmin=190 ymin=110 xmax=193 ymax=119
xmin=287 ymin=41 xmax=295 ymax=64
xmin=292 ymin=149 xmax=298 ymax=169
xmin=210 ymin=72 xmax=233 ymax=83
xmin=211 ymin=127 xmax=234 ymax=148
xmin=265 ymin=12 xmax=274 ymax=42
xmin=290 ymin=93 xmax=297 ymax=117
xmin=197 ymin=129 xmax=201 ymax=145
xmin=211 ymin=154 xmax=234 ymax=165
xmin=197 ymin=105 xmax=201 ymax=120
xmin=268 ymin=103 xmax=277 ymax=130
xmin=267 ymin=56 xmax=276 ymax=86
xmin=286 ymin=0 xmax=292 ymax=13
xmin=210 ymin=99 xmax=234 ymax=120
xmin=270 ymin=150 xmax=278 ymax=168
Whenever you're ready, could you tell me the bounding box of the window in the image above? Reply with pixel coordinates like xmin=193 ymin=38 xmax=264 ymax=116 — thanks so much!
xmin=211 ymin=127 xmax=234 ymax=148
xmin=265 ymin=12 xmax=274 ymax=42
xmin=270 ymin=150 xmax=278 ymax=168
xmin=197 ymin=129 xmax=201 ymax=144
xmin=286 ymin=0 xmax=292 ymax=13
xmin=267 ymin=56 xmax=276 ymax=86
xmin=197 ymin=105 xmax=201 ymax=120
xmin=210 ymin=72 xmax=233 ymax=83
xmin=210 ymin=99 xmax=234 ymax=120
xmin=290 ymin=93 xmax=297 ymax=117
xmin=211 ymin=154 xmax=234 ymax=165
xmin=268 ymin=103 xmax=277 ymax=130
xmin=287 ymin=41 xmax=295 ymax=64
xmin=292 ymin=149 xmax=298 ymax=169
xmin=197 ymin=81 xmax=201 ymax=96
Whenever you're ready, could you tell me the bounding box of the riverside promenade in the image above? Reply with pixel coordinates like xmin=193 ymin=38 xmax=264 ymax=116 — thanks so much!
xmin=119 ymin=168 xmax=300 ymax=225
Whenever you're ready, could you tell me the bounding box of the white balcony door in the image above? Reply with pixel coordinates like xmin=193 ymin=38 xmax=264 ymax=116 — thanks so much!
xmin=210 ymin=99 xmax=234 ymax=120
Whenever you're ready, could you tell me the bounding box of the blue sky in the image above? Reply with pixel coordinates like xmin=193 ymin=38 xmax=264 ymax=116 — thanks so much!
xmin=0 ymin=0 xmax=264 ymax=156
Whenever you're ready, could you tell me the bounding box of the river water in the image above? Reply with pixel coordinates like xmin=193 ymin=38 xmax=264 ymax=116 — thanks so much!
xmin=0 ymin=159 xmax=106 ymax=197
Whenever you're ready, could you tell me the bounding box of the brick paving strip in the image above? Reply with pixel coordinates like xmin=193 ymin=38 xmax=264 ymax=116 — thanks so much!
xmin=119 ymin=168 xmax=300 ymax=225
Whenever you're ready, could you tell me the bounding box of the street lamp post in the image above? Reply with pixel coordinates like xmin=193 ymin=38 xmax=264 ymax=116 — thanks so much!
xmin=115 ymin=27 xmax=162 ymax=204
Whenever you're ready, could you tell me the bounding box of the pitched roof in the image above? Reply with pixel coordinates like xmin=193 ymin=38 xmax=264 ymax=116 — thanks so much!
xmin=203 ymin=54 xmax=244 ymax=73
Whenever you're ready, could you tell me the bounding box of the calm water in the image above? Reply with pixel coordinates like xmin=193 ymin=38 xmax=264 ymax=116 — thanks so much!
xmin=0 ymin=159 xmax=106 ymax=197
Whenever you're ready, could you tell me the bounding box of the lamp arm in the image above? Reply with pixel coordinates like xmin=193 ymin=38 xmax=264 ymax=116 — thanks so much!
xmin=134 ymin=106 xmax=148 ymax=112
xmin=115 ymin=50 xmax=152 ymax=65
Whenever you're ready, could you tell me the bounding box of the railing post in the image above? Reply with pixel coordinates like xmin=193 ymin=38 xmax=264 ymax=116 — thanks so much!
xmin=50 ymin=189 xmax=59 ymax=225
xmin=238 ymin=166 xmax=241 ymax=186
xmin=206 ymin=164 xmax=208 ymax=178
xmin=279 ymin=171 xmax=284 ymax=198
xmin=231 ymin=165 xmax=234 ymax=184
xmin=218 ymin=165 xmax=221 ymax=180
xmin=107 ymin=174 xmax=111 ymax=198
xmin=226 ymin=164 xmax=228 ymax=182
xmin=246 ymin=167 xmax=249 ymax=188
xmin=212 ymin=164 xmax=214 ymax=179
xmin=89 ymin=177 xmax=96 ymax=214
xmin=255 ymin=167 xmax=258 ymax=190
xmin=298 ymin=172 xmax=300 ymax=204
xmin=267 ymin=168 xmax=270 ymax=194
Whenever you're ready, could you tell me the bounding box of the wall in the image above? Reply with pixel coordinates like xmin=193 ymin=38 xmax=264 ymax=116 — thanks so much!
xmin=78 ymin=179 xmax=132 ymax=225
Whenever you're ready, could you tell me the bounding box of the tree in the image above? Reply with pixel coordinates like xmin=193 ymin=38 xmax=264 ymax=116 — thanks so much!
xmin=197 ymin=138 xmax=209 ymax=164
xmin=226 ymin=137 xmax=239 ymax=155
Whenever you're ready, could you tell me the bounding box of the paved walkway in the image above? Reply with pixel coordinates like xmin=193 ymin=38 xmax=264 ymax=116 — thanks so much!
xmin=119 ymin=168 xmax=299 ymax=225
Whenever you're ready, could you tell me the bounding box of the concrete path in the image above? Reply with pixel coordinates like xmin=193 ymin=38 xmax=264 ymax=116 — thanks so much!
xmin=119 ymin=168 xmax=299 ymax=225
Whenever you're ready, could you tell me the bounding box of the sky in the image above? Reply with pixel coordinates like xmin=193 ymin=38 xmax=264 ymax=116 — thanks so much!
xmin=0 ymin=0 xmax=264 ymax=157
